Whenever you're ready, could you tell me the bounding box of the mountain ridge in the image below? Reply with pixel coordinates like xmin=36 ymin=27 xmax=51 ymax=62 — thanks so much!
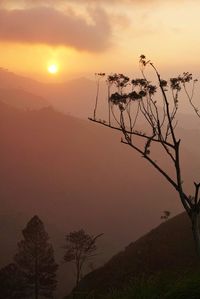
xmin=77 ymin=212 xmax=199 ymax=294
xmin=0 ymin=98 xmax=200 ymax=297
xmin=0 ymin=101 xmax=184 ymax=296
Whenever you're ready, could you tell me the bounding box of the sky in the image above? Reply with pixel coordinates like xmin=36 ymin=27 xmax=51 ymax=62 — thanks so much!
xmin=0 ymin=0 xmax=200 ymax=82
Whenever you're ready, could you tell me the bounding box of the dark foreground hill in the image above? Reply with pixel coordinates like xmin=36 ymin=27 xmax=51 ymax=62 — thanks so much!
xmin=77 ymin=212 xmax=199 ymax=294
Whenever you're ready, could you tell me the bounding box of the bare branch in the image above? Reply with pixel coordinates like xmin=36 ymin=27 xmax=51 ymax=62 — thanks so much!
xmin=183 ymin=81 xmax=200 ymax=118
xmin=88 ymin=118 xmax=174 ymax=149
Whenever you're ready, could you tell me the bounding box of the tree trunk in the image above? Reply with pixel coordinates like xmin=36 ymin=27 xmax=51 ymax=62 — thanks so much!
xmin=35 ymin=282 xmax=38 ymax=299
xmin=191 ymin=212 xmax=200 ymax=256
xmin=35 ymin=247 xmax=39 ymax=299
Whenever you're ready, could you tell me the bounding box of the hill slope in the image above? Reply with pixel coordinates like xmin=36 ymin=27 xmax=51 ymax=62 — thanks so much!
xmin=77 ymin=212 xmax=199 ymax=293
xmin=0 ymin=88 xmax=49 ymax=110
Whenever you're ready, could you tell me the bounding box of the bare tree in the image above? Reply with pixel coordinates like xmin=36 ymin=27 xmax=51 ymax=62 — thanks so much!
xmin=89 ymin=55 xmax=200 ymax=255
xmin=64 ymin=230 xmax=103 ymax=288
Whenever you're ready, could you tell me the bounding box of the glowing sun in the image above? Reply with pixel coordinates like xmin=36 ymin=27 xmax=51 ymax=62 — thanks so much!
xmin=48 ymin=64 xmax=59 ymax=74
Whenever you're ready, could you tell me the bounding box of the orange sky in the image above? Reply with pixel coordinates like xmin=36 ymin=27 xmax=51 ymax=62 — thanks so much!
xmin=0 ymin=0 xmax=200 ymax=82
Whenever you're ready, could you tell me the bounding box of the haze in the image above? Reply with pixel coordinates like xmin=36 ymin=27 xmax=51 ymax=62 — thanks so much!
xmin=1 ymin=1 xmax=200 ymax=298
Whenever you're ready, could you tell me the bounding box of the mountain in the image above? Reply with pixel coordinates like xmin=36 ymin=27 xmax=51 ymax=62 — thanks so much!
xmin=77 ymin=212 xmax=199 ymax=294
xmin=0 ymin=88 xmax=49 ymax=110
xmin=0 ymin=100 xmax=200 ymax=297
xmin=39 ymin=77 xmax=100 ymax=119
xmin=0 ymin=68 xmax=98 ymax=119
xmin=1 ymin=67 xmax=200 ymax=130
xmin=0 ymin=101 xmax=184 ymax=295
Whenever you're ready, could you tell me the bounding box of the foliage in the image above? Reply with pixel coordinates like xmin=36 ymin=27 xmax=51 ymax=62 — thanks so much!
xmin=164 ymin=272 xmax=200 ymax=299
xmin=14 ymin=215 xmax=58 ymax=298
xmin=104 ymin=272 xmax=200 ymax=299
xmin=69 ymin=272 xmax=200 ymax=299
xmin=0 ymin=263 xmax=27 ymax=299
xmin=64 ymin=229 xmax=103 ymax=287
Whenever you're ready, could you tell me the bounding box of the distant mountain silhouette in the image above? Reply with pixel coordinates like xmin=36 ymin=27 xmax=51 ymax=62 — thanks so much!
xmin=0 ymin=88 xmax=49 ymax=110
xmin=77 ymin=212 xmax=199 ymax=294
xmin=0 ymin=68 xmax=98 ymax=119
xmin=1 ymin=67 xmax=200 ymax=128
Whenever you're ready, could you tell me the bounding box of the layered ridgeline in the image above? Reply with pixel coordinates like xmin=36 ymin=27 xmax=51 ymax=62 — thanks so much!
xmin=0 ymin=88 xmax=49 ymax=110
xmin=0 ymin=100 xmax=184 ymax=297
xmin=76 ymin=212 xmax=199 ymax=296
xmin=0 ymin=100 xmax=185 ymax=257
xmin=0 ymin=68 xmax=98 ymax=118
xmin=1 ymin=67 xmax=200 ymax=129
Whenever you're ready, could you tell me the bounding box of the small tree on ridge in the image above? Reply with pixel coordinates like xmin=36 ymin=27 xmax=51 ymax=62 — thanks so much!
xmin=15 ymin=215 xmax=58 ymax=299
xmin=64 ymin=229 xmax=103 ymax=288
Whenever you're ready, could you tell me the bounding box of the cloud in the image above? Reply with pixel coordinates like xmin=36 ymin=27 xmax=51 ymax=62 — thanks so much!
xmin=0 ymin=7 xmax=112 ymax=52
xmin=0 ymin=0 xmax=168 ymax=9
xmin=0 ymin=0 xmax=194 ymax=6
xmin=63 ymin=0 xmax=191 ymax=4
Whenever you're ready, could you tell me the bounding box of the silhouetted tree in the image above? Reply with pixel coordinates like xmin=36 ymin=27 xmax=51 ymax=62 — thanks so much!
xmin=0 ymin=263 xmax=26 ymax=299
xmin=89 ymin=55 xmax=200 ymax=255
xmin=64 ymin=229 xmax=103 ymax=287
xmin=14 ymin=215 xmax=58 ymax=299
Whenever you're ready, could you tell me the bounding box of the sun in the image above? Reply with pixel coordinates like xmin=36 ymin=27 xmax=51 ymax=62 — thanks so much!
xmin=47 ymin=64 xmax=59 ymax=74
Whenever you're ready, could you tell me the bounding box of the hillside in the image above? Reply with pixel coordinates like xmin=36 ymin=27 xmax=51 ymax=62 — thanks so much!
xmin=77 ymin=212 xmax=199 ymax=294
xmin=0 ymin=101 xmax=183 ymax=295
xmin=0 ymin=88 xmax=49 ymax=110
